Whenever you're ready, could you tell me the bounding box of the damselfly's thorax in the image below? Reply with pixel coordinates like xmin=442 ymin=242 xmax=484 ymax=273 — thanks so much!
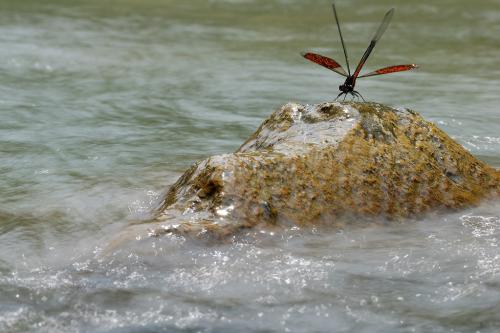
xmin=339 ymin=76 xmax=355 ymax=93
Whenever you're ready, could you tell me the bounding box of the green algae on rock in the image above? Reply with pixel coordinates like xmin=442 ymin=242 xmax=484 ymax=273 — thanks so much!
xmin=124 ymin=102 xmax=500 ymax=240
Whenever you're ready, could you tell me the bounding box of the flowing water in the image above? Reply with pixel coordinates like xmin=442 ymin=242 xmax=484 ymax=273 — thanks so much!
xmin=1 ymin=0 xmax=500 ymax=332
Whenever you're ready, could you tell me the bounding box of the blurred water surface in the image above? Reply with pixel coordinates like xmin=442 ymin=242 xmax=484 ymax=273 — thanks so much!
xmin=0 ymin=0 xmax=499 ymax=332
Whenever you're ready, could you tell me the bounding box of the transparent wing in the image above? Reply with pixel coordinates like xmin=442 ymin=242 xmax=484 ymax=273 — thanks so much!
xmin=301 ymin=52 xmax=348 ymax=77
xmin=371 ymin=8 xmax=394 ymax=43
xmin=358 ymin=64 xmax=418 ymax=78
xmin=352 ymin=8 xmax=395 ymax=79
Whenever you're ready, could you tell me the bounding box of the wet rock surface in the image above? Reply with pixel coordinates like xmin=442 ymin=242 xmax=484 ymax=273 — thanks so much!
xmin=121 ymin=102 xmax=500 ymax=241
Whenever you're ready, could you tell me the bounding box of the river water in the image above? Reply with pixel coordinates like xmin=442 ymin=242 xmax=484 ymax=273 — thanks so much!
xmin=1 ymin=0 xmax=499 ymax=332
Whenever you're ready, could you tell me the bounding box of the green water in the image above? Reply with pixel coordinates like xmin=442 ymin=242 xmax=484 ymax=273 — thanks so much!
xmin=1 ymin=1 xmax=499 ymax=332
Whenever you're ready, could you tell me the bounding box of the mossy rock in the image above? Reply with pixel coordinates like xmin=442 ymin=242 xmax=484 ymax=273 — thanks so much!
xmin=120 ymin=102 xmax=500 ymax=241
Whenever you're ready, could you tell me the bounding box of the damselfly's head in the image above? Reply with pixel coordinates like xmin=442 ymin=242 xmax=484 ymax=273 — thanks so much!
xmin=339 ymin=84 xmax=352 ymax=93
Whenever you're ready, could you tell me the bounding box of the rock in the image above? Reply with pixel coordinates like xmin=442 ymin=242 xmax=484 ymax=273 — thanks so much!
xmin=123 ymin=102 xmax=500 ymax=241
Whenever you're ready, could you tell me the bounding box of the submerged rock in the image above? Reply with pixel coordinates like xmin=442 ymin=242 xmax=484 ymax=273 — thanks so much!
xmin=122 ymin=102 xmax=500 ymax=241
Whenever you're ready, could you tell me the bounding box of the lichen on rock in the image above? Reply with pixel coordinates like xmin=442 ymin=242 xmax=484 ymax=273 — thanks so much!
xmin=120 ymin=102 xmax=500 ymax=242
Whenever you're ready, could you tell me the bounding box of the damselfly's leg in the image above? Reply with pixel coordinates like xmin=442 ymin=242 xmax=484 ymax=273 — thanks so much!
xmin=342 ymin=93 xmax=347 ymax=102
xmin=353 ymin=90 xmax=366 ymax=102
xmin=352 ymin=91 xmax=360 ymax=101
xmin=335 ymin=92 xmax=344 ymax=101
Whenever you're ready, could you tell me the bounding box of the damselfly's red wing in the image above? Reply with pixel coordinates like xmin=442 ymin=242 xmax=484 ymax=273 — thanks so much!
xmin=302 ymin=3 xmax=418 ymax=101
